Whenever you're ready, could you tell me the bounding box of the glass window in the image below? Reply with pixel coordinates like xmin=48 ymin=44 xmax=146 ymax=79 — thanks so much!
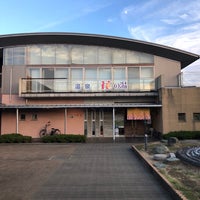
xmin=128 ymin=67 xmax=139 ymax=78
xmin=20 ymin=114 xmax=26 ymax=121
xmin=41 ymin=45 xmax=55 ymax=64
xmin=99 ymin=68 xmax=111 ymax=80
xmin=193 ymin=113 xmax=200 ymax=121
xmin=13 ymin=47 xmax=25 ymax=65
xmin=178 ymin=113 xmax=186 ymax=122
xmin=128 ymin=67 xmax=140 ymax=90
xmin=71 ymin=68 xmax=83 ymax=80
xmin=139 ymin=53 xmax=154 ymax=63
xmin=54 ymin=68 xmax=68 ymax=92
xmin=55 ymin=68 xmax=68 ymax=78
xmin=113 ymin=68 xmax=125 ymax=80
xmin=141 ymin=67 xmax=154 ymax=78
xmin=28 ymin=68 xmax=41 ymax=92
xmin=71 ymin=46 xmax=83 ymax=64
xmin=85 ymin=68 xmax=97 ymax=80
xmin=98 ymin=47 xmax=112 ymax=64
xmin=28 ymin=45 xmax=41 ymax=64
xmin=42 ymin=68 xmax=54 ymax=78
xmin=32 ymin=114 xmax=38 ymax=121
xmin=112 ymin=49 xmax=125 ymax=64
xmin=56 ymin=45 xmax=70 ymax=64
xmin=84 ymin=46 xmax=97 ymax=64
xmin=4 ymin=48 xmax=13 ymax=65
xmin=84 ymin=68 xmax=97 ymax=91
xmin=126 ymin=51 xmax=139 ymax=64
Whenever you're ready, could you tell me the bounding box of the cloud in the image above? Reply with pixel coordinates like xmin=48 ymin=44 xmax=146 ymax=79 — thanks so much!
xmin=33 ymin=2 xmax=112 ymax=32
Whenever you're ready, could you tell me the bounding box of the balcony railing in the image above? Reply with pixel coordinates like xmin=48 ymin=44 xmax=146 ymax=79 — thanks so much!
xmin=19 ymin=78 xmax=155 ymax=95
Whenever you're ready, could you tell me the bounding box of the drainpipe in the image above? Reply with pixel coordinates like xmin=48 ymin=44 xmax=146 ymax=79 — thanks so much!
xmin=113 ymin=107 xmax=115 ymax=142
xmin=16 ymin=108 xmax=19 ymax=133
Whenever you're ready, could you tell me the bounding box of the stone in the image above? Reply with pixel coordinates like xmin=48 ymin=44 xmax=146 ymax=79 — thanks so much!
xmin=153 ymin=154 xmax=168 ymax=161
xmin=168 ymin=137 xmax=179 ymax=146
xmin=165 ymin=152 xmax=180 ymax=163
xmin=152 ymin=145 xmax=170 ymax=154
xmin=153 ymin=162 xmax=166 ymax=169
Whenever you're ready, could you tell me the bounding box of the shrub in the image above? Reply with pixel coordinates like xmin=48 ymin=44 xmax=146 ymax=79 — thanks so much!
xmin=0 ymin=133 xmax=32 ymax=143
xmin=41 ymin=134 xmax=86 ymax=143
xmin=163 ymin=131 xmax=200 ymax=140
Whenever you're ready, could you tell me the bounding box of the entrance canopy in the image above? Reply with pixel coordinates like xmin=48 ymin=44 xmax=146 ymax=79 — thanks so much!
xmin=127 ymin=108 xmax=151 ymax=120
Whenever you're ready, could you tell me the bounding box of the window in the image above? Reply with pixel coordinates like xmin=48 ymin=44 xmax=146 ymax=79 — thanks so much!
xmin=4 ymin=48 xmax=13 ymax=65
xmin=178 ymin=113 xmax=186 ymax=122
xmin=98 ymin=47 xmax=112 ymax=64
xmin=54 ymin=69 xmax=68 ymax=92
xmin=32 ymin=114 xmax=38 ymax=120
xmin=128 ymin=67 xmax=140 ymax=90
xmin=20 ymin=114 xmax=26 ymax=121
xmin=112 ymin=49 xmax=125 ymax=64
xmin=71 ymin=46 xmax=83 ymax=64
xmin=85 ymin=68 xmax=97 ymax=91
xmin=13 ymin=47 xmax=25 ymax=65
xmin=84 ymin=46 xmax=97 ymax=64
xmin=193 ymin=113 xmax=200 ymax=121
xmin=56 ymin=45 xmax=70 ymax=64
xmin=41 ymin=45 xmax=55 ymax=64
xmin=28 ymin=45 xmax=41 ymax=64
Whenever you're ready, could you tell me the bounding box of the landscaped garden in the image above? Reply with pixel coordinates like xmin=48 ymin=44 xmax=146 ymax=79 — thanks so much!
xmin=135 ymin=131 xmax=200 ymax=200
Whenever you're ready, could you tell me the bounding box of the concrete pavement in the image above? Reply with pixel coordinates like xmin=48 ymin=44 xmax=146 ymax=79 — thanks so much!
xmin=32 ymin=143 xmax=173 ymax=200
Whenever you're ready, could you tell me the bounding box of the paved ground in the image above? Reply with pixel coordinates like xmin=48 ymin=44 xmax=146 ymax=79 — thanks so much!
xmin=0 ymin=143 xmax=173 ymax=200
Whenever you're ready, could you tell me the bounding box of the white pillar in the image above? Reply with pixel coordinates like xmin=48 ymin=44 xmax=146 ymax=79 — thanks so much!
xmin=16 ymin=108 xmax=19 ymax=133
xmin=113 ymin=107 xmax=115 ymax=141
xmin=64 ymin=108 xmax=67 ymax=134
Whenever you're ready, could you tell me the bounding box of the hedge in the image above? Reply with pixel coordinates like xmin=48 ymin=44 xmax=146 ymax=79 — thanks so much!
xmin=41 ymin=134 xmax=86 ymax=143
xmin=163 ymin=131 xmax=200 ymax=140
xmin=0 ymin=133 xmax=32 ymax=143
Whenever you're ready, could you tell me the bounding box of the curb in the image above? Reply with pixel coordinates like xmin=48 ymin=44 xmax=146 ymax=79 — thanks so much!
xmin=131 ymin=145 xmax=187 ymax=200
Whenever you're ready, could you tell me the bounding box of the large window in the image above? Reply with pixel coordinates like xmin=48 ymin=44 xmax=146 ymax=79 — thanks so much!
xmin=4 ymin=45 xmax=154 ymax=66
xmin=26 ymin=66 xmax=154 ymax=93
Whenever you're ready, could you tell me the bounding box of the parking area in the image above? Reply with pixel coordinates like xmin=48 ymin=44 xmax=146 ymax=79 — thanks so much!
xmin=0 ymin=143 xmax=173 ymax=200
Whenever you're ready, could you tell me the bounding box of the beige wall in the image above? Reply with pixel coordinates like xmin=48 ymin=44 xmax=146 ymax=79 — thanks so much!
xmin=154 ymin=56 xmax=181 ymax=87
xmin=161 ymin=87 xmax=200 ymax=133
xmin=67 ymin=108 xmax=84 ymax=135
xmin=1 ymin=108 xmax=84 ymax=138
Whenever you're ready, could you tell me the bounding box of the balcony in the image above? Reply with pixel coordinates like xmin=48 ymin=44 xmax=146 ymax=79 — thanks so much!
xmin=19 ymin=78 xmax=156 ymax=97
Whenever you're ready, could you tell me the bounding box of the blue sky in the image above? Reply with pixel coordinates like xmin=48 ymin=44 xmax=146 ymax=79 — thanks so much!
xmin=1 ymin=0 xmax=200 ymax=73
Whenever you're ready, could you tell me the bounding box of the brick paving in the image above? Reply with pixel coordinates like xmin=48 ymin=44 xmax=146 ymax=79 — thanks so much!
xmin=33 ymin=143 xmax=173 ymax=200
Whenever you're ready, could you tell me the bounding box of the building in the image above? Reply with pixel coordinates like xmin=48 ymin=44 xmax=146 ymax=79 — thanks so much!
xmin=0 ymin=33 xmax=199 ymax=140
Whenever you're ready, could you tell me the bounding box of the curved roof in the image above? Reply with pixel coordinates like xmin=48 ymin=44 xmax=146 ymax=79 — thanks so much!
xmin=0 ymin=32 xmax=199 ymax=68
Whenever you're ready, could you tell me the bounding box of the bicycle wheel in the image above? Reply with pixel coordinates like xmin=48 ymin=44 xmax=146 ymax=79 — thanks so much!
xmin=39 ymin=129 xmax=47 ymax=137
xmin=54 ymin=129 xmax=61 ymax=135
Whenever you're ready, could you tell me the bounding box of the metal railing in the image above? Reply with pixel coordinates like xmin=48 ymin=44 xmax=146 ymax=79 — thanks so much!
xmin=19 ymin=78 xmax=155 ymax=94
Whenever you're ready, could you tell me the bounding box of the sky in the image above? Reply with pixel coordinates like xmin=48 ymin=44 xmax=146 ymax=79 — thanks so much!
xmin=0 ymin=0 xmax=200 ymax=77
